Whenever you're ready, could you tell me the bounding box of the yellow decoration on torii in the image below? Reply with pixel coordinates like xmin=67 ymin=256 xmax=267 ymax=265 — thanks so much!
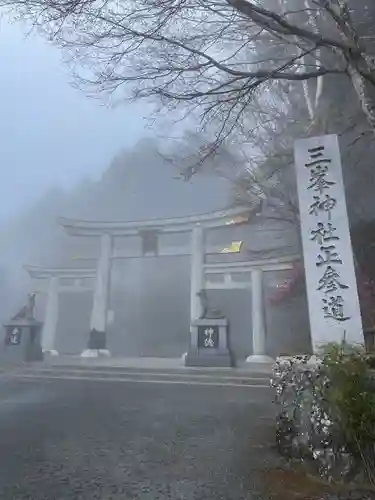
xmin=220 ymin=241 xmax=243 ymax=254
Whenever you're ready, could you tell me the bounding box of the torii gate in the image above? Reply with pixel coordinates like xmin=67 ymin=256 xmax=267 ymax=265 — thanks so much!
xmin=26 ymin=206 xmax=300 ymax=362
xmin=25 ymin=265 xmax=96 ymax=355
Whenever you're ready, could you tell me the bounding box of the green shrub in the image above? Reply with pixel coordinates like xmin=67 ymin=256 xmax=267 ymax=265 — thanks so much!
xmin=321 ymin=342 xmax=375 ymax=483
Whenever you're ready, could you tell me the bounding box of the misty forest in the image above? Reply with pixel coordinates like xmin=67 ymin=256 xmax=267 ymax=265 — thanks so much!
xmin=1 ymin=0 xmax=375 ymax=358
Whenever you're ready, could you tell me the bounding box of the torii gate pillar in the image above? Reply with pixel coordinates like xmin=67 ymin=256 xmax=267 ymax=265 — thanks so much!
xmin=190 ymin=224 xmax=205 ymax=322
xmin=246 ymin=269 xmax=274 ymax=363
xmin=81 ymin=233 xmax=113 ymax=357
xmin=42 ymin=276 xmax=60 ymax=356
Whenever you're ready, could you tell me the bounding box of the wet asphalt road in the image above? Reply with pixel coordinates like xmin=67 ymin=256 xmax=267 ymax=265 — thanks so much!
xmin=0 ymin=377 xmax=277 ymax=500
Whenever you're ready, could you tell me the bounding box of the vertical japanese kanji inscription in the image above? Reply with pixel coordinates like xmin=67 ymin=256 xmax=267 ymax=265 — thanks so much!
xmin=294 ymin=135 xmax=363 ymax=350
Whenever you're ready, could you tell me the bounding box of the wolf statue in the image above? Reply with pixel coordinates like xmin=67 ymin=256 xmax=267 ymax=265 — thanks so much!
xmin=197 ymin=289 xmax=225 ymax=320
xmin=11 ymin=292 xmax=36 ymax=321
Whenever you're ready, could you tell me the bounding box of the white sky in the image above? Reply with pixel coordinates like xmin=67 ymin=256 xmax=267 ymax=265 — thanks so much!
xmin=0 ymin=20 xmax=151 ymax=221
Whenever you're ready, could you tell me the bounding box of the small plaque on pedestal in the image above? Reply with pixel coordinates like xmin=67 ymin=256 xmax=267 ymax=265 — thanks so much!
xmin=185 ymin=318 xmax=234 ymax=367
xmin=5 ymin=326 xmax=22 ymax=346
xmin=197 ymin=325 xmax=219 ymax=349
xmin=1 ymin=293 xmax=43 ymax=362
xmin=2 ymin=319 xmax=43 ymax=362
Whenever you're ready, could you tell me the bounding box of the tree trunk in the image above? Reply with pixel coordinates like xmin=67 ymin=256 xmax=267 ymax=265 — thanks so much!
xmin=347 ymin=63 xmax=375 ymax=132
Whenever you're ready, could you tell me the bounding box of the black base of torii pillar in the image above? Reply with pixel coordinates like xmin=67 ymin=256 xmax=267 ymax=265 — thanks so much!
xmin=88 ymin=328 xmax=106 ymax=350
xmin=81 ymin=329 xmax=111 ymax=358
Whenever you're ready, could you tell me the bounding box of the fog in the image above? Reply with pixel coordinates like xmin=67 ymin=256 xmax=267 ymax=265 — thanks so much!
xmin=0 ymin=19 xmax=311 ymax=358
xmin=0 ymin=22 xmax=150 ymax=222
xmin=0 ymin=22 xmax=148 ymax=324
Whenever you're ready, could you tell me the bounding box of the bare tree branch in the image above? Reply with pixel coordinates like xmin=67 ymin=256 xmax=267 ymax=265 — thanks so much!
xmin=1 ymin=0 xmax=374 ymax=153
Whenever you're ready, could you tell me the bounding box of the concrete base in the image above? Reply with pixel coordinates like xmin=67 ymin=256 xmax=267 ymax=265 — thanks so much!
xmin=43 ymin=349 xmax=59 ymax=357
xmin=246 ymin=354 xmax=274 ymax=364
xmin=185 ymin=351 xmax=234 ymax=367
xmin=81 ymin=349 xmax=111 ymax=358
xmin=98 ymin=349 xmax=111 ymax=357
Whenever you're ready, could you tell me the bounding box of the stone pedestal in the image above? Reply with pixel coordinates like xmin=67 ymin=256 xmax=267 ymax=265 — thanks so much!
xmin=2 ymin=318 xmax=44 ymax=363
xmin=185 ymin=318 xmax=234 ymax=367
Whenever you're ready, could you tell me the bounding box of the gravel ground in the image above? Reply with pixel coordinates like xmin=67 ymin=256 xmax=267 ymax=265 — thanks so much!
xmin=0 ymin=376 xmax=371 ymax=500
xmin=0 ymin=377 xmax=278 ymax=500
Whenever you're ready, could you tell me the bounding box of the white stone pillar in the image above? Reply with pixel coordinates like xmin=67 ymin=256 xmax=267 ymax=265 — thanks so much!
xmin=246 ymin=269 xmax=274 ymax=363
xmin=190 ymin=224 xmax=205 ymax=323
xmin=183 ymin=225 xmax=205 ymax=362
xmin=42 ymin=276 xmax=59 ymax=356
xmin=82 ymin=233 xmax=112 ymax=357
